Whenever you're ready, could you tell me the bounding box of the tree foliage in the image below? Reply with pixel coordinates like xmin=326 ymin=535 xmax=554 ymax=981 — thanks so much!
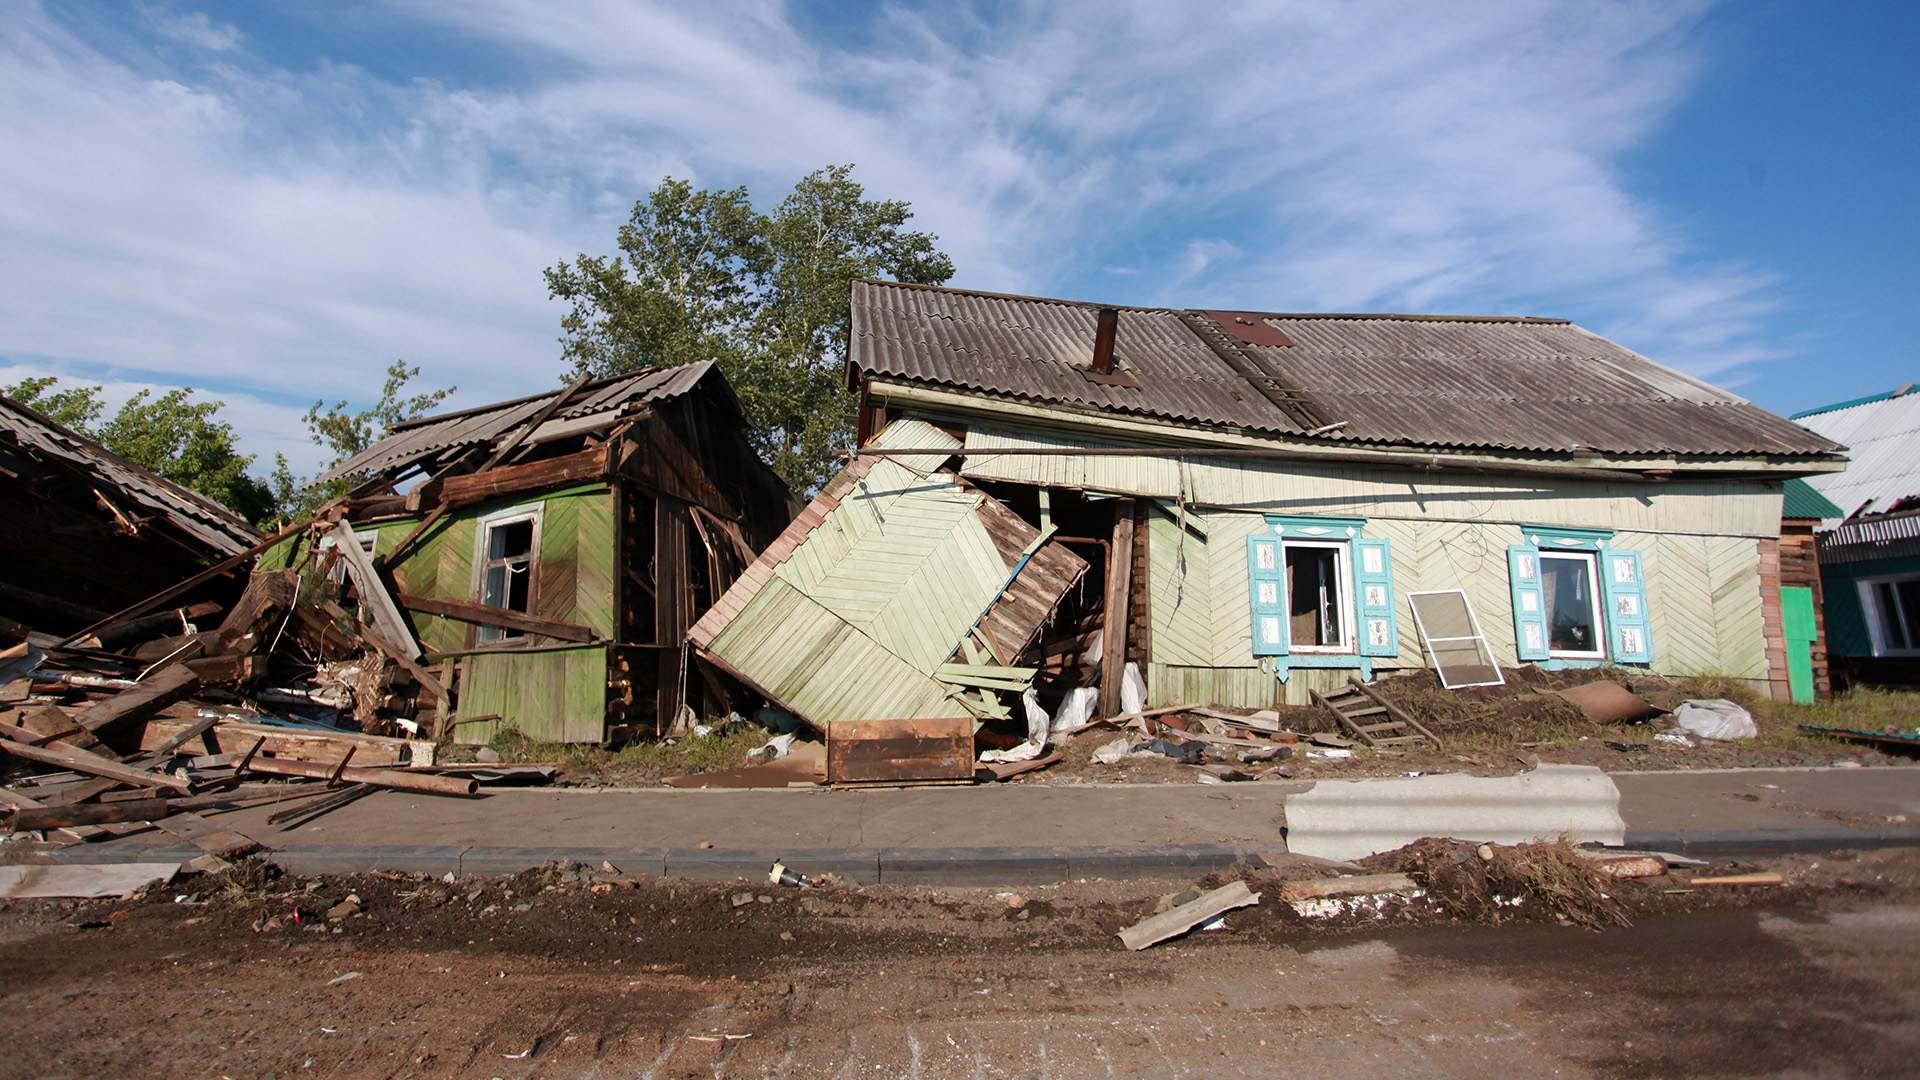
xmin=546 ymin=165 xmax=954 ymax=491
xmin=269 ymin=360 xmax=455 ymax=522
xmin=5 ymin=375 xmax=276 ymax=523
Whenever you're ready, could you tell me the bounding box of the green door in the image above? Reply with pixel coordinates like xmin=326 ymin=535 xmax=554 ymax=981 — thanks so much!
xmin=1782 ymin=586 xmax=1817 ymax=704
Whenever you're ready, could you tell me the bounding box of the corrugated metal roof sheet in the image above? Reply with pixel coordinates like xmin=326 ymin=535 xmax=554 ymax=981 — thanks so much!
xmin=852 ymin=280 xmax=1842 ymax=459
xmin=324 ymin=362 xmax=720 ymax=482
xmin=1792 ymin=386 xmax=1920 ymax=521
xmin=1783 ymin=478 xmax=1844 ymax=520
xmin=0 ymin=396 xmax=259 ymax=557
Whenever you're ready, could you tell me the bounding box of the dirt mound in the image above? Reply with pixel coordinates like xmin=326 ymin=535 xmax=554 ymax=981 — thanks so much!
xmin=1365 ymin=838 xmax=1632 ymax=929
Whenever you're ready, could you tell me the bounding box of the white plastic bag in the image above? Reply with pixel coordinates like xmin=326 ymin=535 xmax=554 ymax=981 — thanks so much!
xmin=1120 ymin=662 xmax=1146 ymax=716
xmin=981 ymin=689 xmax=1053 ymax=764
xmin=1051 ymin=687 xmax=1100 ymax=736
xmin=1671 ymin=699 xmax=1757 ymax=741
xmin=1091 ymin=736 xmax=1135 ymax=764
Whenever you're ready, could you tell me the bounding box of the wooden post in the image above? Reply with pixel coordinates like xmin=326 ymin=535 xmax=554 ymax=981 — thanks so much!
xmin=653 ymin=495 xmax=692 ymax=734
xmin=1098 ymin=499 xmax=1136 ymax=719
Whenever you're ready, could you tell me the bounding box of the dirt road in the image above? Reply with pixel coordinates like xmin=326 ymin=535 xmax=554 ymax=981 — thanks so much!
xmin=3 ymin=852 xmax=1919 ymax=1077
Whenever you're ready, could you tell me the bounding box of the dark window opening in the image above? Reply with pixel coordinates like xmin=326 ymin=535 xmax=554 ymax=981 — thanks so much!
xmin=1285 ymin=545 xmax=1346 ymax=649
xmin=1541 ymin=553 xmax=1604 ymax=657
xmin=1872 ymin=578 xmax=1920 ymax=653
xmin=479 ymin=517 xmax=535 ymax=642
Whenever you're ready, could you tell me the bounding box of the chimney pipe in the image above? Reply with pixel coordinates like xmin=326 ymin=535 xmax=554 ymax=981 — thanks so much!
xmin=1091 ymin=307 xmax=1118 ymax=374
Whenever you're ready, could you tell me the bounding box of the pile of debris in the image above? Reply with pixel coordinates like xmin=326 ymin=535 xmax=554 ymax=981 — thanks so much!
xmin=0 ymin=507 xmax=552 ymax=861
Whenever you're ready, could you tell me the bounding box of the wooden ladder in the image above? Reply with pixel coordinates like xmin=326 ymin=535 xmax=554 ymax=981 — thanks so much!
xmin=1309 ymin=678 xmax=1443 ymax=750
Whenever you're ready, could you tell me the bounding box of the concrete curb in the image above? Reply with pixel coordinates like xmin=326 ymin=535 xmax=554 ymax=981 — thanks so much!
xmin=40 ymin=842 xmax=1265 ymax=885
xmin=30 ymin=830 xmax=1920 ymax=883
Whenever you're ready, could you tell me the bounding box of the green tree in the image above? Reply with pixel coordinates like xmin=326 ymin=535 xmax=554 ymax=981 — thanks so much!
xmin=5 ymin=376 xmax=276 ymax=523
xmin=269 ymin=360 xmax=455 ymax=522
xmin=546 ymin=165 xmax=954 ymax=490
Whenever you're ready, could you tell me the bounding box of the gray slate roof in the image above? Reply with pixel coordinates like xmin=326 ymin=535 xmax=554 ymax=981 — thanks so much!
xmin=851 ymin=280 xmax=1841 ymax=459
xmin=0 ymin=396 xmax=259 ymax=557
xmin=325 ymin=362 xmax=721 ymax=481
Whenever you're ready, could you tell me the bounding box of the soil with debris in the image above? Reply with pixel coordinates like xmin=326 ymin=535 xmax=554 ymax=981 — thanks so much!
xmin=2 ymin=848 xmax=1919 ymax=1077
xmin=1023 ymin=670 xmax=1920 ymax=787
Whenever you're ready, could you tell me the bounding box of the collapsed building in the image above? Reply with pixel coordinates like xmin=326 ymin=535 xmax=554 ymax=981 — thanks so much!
xmin=689 ymin=281 xmax=1847 ymax=774
xmin=0 ymin=394 xmax=259 ymax=643
xmin=258 ymin=362 xmax=792 ymax=743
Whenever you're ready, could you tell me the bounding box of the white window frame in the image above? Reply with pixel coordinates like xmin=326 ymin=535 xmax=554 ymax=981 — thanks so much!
xmin=1283 ymin=538 xmax=1356 ymax=655
xmin=470 ymin=504 xmax=544 ymax=644
xmin=1858 ymin=573 xmax=1920 ymax=658
xmin=1539 ymin=549 xmax=1608 ymax=660
xmin=1407 ymin=589 xmax=1506 ymax=689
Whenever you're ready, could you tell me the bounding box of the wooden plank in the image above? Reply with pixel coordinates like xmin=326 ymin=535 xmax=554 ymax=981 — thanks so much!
xmin=152 ymin=811 xmax=262 ymax=857
xmin=71 ymin=664 xmax=200 ymax=735
xmin=137 ymin=715 xmax=423 ymax=766
xmin=395 ymin=591 xmax=596 ymax=644
xmin=1118 ymin=880 xmax=1260 ymax=950
xmin=827 ymin=718 xmax=974 ymax=784
xmin=316 ymin=599 xmax=446 ymax=703
xmin=329 ymin=521 xmax=420 ymax=660
xmin=0 ymin=722 xmax=192 ymax=792
xmin=1097 ymin=502 xmax=1135 ymax=718
xmin=433 ymin=444 xmax=612 ymax=508
xmin=1278 ymin=873 xmax=1417 ymax=902
xmin=0 ymin=864 xmax=180 ymax=899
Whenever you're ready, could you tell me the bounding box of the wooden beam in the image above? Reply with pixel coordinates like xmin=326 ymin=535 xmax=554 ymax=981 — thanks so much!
xmin=1097 ymin=500 xmax=1135 ymax=719
xmin=137 ymin=714 xmax=424 ymax=766
xmin=316 ymin=598 xmax=445 ymax=701
xmin=480 ymin=373 xmax=594 ymax=473
xmin=430 ymin=443 xmax=614 ymax=509
xmin=56 ymin=515 xmax=308 ymax=648
xmin=328 ymin=520 xmax=420 ymax=660
xmin=0 ymin=722 xmax=192 ymax=792
xmin=394 ymin=591 xmax=595 ymax=643
xmin=73 ymin=664 xmax=200 ymax=735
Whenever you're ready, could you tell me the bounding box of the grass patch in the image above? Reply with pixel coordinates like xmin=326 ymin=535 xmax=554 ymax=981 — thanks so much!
xmin=1664 ymin=677 xmax=1920 ymax=751
xmin=486 ymin=723 xmax=775 ymax=784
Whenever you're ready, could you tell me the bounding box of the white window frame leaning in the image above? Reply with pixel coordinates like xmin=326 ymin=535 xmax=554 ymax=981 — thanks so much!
xmin=1538 ymin=549 xmax=1608 ymax=661
xmin=1282 ymin=538 xmax=1356 ymax=655
xmin=469 ymin=504 xmax=544 ymax=644
xmin=1857 ymin=573 xmax=1920 ymax=658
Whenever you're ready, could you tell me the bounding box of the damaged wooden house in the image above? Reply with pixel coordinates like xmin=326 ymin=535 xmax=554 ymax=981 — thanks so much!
xmin=1 ymin=394 xmax=260 ymax=642
xmin=259 ymin=362 xmax=792 ymax=744
xmin=690 ymin=280 xmax=1847 ymax=762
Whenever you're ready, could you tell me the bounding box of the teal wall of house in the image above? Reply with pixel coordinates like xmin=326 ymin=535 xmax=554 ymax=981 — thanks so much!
xmin=1820 ymin=552 xmax=1920 ymax=658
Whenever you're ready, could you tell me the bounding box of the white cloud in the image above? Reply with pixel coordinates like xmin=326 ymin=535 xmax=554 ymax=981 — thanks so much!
xmin=144 ymin=7 xmax=241 ymax=52
xmin=0 ymin=0 xmax=1794 ymax=483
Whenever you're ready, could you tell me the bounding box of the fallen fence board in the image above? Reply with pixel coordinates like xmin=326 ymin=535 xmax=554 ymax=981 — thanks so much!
xmin=0 ymin=863 xmax=180 ymax=899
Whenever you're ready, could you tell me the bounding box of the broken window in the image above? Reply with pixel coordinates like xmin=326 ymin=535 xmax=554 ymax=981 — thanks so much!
xmin=1284 ymin=541 xmax=1351 ymax=652
xmin=1539 ymin=550 xmax=1606 ymax=659
xmin=476 ymin=512 xmax=538 ymax=643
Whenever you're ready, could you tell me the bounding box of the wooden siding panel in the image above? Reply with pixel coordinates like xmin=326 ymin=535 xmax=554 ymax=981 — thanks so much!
xmin=958 ymin=426 xmax=1785 ymax=538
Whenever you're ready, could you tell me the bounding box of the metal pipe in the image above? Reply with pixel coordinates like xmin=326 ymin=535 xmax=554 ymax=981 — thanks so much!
xmin=239 ymin=757 xmax=479 ymax=796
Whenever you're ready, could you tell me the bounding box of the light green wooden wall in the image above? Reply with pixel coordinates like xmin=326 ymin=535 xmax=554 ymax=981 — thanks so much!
xmin=706 ymin=459 xmax=1009 ymax=723
xmin=453 ymin=645 xmax=608 ymax=745
xmin=958 ymin=425 xmax=1785 ymax=539
xmin=1145 ymin=508 xmax=1769 ymax=707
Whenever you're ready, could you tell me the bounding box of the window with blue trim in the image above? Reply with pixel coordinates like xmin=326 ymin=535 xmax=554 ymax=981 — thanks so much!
xmin=1508 ymin=525 xmax=1654 ymax=666
xmin=1246 ymin=516 xmax=1399 ymax=680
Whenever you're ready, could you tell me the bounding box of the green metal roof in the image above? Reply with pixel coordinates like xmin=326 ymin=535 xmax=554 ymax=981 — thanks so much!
xmin=1783 ymin=478 xmax=1844 ymax=520
xmin=1791 ymin=383 xmax=1917 ymax=420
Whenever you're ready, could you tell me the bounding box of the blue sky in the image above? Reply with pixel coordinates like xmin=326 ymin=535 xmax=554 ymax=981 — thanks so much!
xmin=1 ymin=1 xmax=1914 ymax=474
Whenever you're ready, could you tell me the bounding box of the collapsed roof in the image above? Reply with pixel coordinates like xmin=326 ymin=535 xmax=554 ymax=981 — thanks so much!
xmin=325 ymin=362 xmax=729 ymax=482
xmin=850 ymin=280 xmax=1843 ymax=460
